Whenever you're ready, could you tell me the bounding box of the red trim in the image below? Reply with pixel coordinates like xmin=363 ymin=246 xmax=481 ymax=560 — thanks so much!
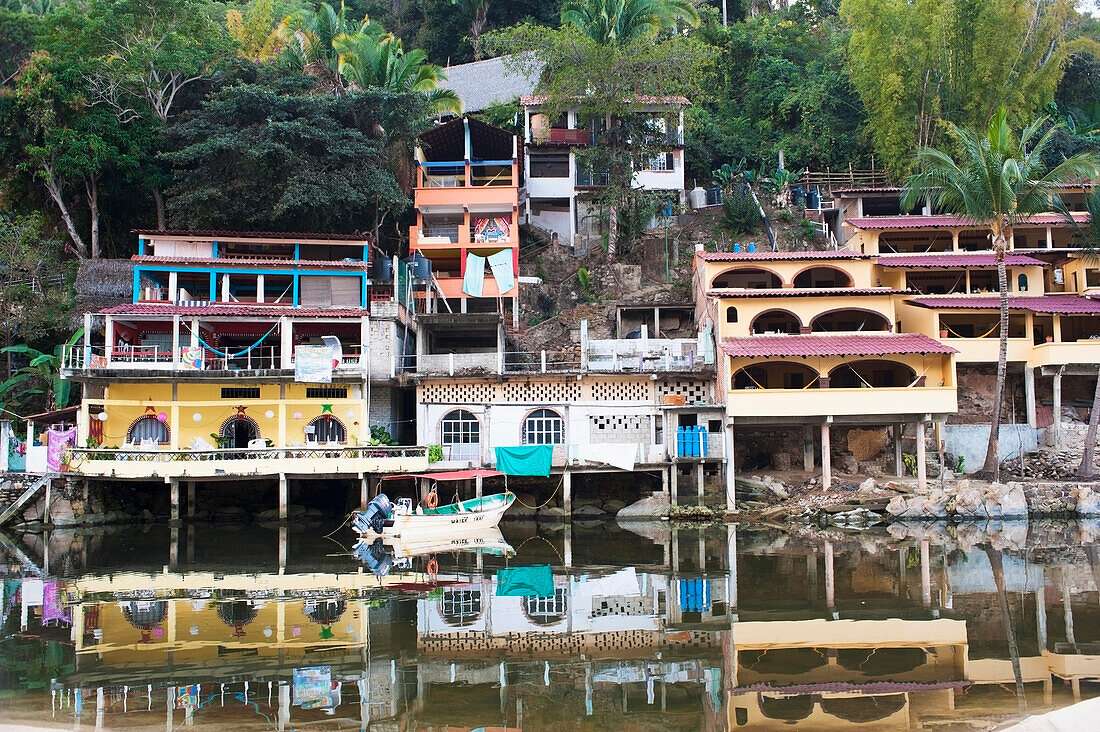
xmin=382 ymin=469 xmax=504 ymax=481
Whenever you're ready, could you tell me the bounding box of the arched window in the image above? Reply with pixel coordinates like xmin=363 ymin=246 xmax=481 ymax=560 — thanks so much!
xmin=127 ymin=416 xmax=169 ymax=444
xmin=726 ymin=306 xmax=738 ymax=323
xmin=1017 ymin=273 xmax=1029 ymax=291
xmin=523 ymin=409 xmax=564 ymax=445
xmin=523 ymin=589 xmax=567 ymax=625
xmin=440 ymin=409 xmax=480 ymax=446
xmin=307 ymin=415 xmax=346 ymax=443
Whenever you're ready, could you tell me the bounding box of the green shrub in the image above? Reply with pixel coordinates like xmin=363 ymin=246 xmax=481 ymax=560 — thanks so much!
xmin=720 ymin=185 xmax=759 ymax=236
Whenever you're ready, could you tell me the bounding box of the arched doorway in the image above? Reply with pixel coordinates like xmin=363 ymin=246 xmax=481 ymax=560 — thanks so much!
xmin=793 ymin=266 xmax=853 ymax=288
xmin=828 ymin=360 xmax=916 ymax=389
xmin=811 ymin=308 xmax=892 ymax=332
xmin=220 ymin=415 xmax=259 ymax=448
xmin=711 ymin=267 xmax=783 ymax=289
xmin=750 ymin=309 xmax=802 ymax=334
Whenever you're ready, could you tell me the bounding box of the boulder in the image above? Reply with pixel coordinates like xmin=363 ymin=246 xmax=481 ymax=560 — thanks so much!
xmin=835 ymin=454 xmax=859 ymax=474
xmin=1077 ymin=485 xmax=1100 ymax=516
xmin=617 ymin=492 xmax=670 ymax=519
xmin=952 ymin=484 xmax=987 ymax=518
xmin=857 ymin=478 xmax=876 ymax=493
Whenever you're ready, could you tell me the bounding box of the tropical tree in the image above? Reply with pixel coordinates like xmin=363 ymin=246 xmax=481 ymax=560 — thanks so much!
xmin=333 ymin=28 xmax=460 ymax=115
xmin=450 ymin=0 xmax=490 ymax=58
xmin=278 ymin=1 xmax=367 ymax=94
xmin=902 ymin=109 xmax=1099 ymax=481
xmin=560 ymin=0 xmax=699 ymax=44
xmin=226 ymin=0 xmax=285 ymax=62
xmin=1060 ymin=187 xmax=1100 ymax=479
xmin=0 ymin=329 xmax=84 ymax=416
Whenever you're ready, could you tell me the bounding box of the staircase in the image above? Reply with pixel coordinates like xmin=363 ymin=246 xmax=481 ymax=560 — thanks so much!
xmin=0 ymin=474 xmax=56 ymax=527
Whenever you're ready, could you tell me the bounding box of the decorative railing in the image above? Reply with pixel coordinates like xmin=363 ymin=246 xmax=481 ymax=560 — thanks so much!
xmin=62 ymin=345 xmax=366 ymax=372
xmin=69 ymin=444 xmax=425 ymax=464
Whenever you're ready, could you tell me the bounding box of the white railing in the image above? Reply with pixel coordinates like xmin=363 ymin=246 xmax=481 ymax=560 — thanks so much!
xmin=63 ymin=345 xmax=367 ymax=373
xmin=70 ymin=444 xmax=426 ymax=464
xmin=587 ymin=338 xmax=706 ymax=373
xmin=504 ymin=350 xmax=583 ymax=373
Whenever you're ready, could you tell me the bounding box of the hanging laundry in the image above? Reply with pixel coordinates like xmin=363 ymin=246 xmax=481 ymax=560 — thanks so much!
xmin=46 ymin=427 xmax=76 ymax=472
xmin=494 ymin=444 xmax=553 ymax=477
xmin=462 ymin=253 xmax=485 ymax=297
xmin=487 ymin=249 xmax=515 ymax=293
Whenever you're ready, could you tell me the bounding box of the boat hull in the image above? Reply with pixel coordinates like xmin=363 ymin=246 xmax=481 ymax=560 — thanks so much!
xmin=356 ymin=492 xmax=515 ymax=540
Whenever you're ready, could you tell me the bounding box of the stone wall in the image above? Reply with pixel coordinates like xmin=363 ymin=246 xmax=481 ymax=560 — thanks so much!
xmin=884 ymin=478 xmax=1100 ymax=520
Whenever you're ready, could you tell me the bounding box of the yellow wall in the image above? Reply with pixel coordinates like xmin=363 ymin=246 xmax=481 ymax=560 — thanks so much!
xmin=700 ymin=258 xmax=877 ymax=290
xmin=92 ymin=381 xmax=368 ymax=448
xmin=715 ymin=294 xmax=899 ymax=338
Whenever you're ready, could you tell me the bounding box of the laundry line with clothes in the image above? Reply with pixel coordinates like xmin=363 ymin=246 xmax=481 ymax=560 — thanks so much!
xmin=462 ymin=249 xmax=516 ymax=297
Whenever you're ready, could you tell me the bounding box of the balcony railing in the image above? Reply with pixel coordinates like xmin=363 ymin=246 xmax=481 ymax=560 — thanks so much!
xmin=62 ymin=345 xmax=367 ymax=373
xmin=395 ymin=341 xmax=711 ymax=376
xmin=68 ymin=444 xmax=428 ymax=479
xmin=587 ymin=338 xmax=707 ymax=372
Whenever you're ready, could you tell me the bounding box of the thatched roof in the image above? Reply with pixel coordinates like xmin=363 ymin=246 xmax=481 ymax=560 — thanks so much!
xmin=75 ymin=258 xmax=135 ymax=299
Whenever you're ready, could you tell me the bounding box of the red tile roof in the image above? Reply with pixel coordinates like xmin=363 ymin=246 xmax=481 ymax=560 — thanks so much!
xmin=132 ymin=255 xmax=368 ymax=268
xmin=876 ymin=253 xmax=1047 ymax=268
xmin=846 ymin=213 xmax=1089 ymax=230
xmin=99 ymin=304 xmax=371 ymax=317
xmin=698 ymin=250 xmax=870 ymax=261
xmin=906 ymin=294 xmax=1100 ymax=314
xmin=707 ymin=288 xmax=904 ymax=298
xmin=133 ymin=229 xmax=371 ymax=242
xmin=721 ymin=333 xmax=957 ymax=358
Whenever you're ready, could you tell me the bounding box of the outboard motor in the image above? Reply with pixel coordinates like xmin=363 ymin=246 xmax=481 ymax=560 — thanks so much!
xmin=354 ymin=493 xmax=394 ymax=534
xmin=356 ymin=539 xmax=393 ymax=577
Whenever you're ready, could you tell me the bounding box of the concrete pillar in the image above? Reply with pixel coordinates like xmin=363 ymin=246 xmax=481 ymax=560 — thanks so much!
xmin=726 ymin=524 xmax=737 ymax=614
xmin=916 ymin=421 xmax=927 ymax=493
xmin=803 ymin=425 xmax=814 ymax=471
xmin=1064 ymin=579 xmax=1076 ymax=648
xmin=662 ymin=466 xmax=669 ymax=496
xmin=1053 ymin=369 xmax=1064 ymax=447
xmin=696 ymin=463 xmax=705 ymax=507
xmin=278 ymin=473 xmax=288 ymax=521
xmin=278 ymin=525 xmax=287 ymax=574
xmin=186 ymin=525 xmax=195 ymax=564
xmin=186 ymin=482 xmax=195 ymax=519
xmin=475 ymin=473 xmax=483 ymax=500
xmin=920 ymin=539 xmax=931 ymax=608
xmin=820 ymin=422 xmax=832 ymax=491
xmin=360 ymin=474 xmax=368 ymax=509
xmin=166 ymin=686 xmax=175 ymax=731
xmin=563 ymin=522 xmax=572 ymax=568
xmin=894 ymin=424 xmax=904 ymax=477
xmin=169 ymin=526 xmax=179 ymax=571
xmin=671 ymin=462 xmax=679 ymax=508
xmin=1036 ymin=586 xmax=1047 ymax=652
xmin=278 ymin=683 xmax=290 ymax=731
xmin=1024 ymin=367 xmax=1037 ymax=428
xmin=724 ymin=423 xmax=736 ymax=512
xmin=563 ymin=470 xmax=572 ymax=515
xmin=824 ymin=541 xmax=835 ymax=611
xmin=169 ymin=478 xmax=180 ymax=523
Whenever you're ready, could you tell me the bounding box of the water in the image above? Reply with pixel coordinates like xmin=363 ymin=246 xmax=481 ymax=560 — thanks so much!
xmin=1 ymin=519 xmax=1098 ymax=730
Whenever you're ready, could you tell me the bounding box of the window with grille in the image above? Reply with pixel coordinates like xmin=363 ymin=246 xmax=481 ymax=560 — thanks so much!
xmin=523 ymin=589 xmax=567 ymax=625
xmin=440 ymin=409 xmax=479 ymax=445
xmin=305 ymin=387 xmax=348 ymax=399
xmin=440 ymin=589 xmax=482 ymax=626
xmin=127 ymin=416 xmax=169 ymax=444
xmin=523 ymin=409 xmax=564 ymax=445
xmin=306 ymin=416 xmax=346 ymax=443
xmin=221 ymin=387 xmax=260 ymax=399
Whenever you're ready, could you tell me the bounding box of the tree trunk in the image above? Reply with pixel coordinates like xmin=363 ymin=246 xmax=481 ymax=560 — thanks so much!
xmin=984 ymin=545 xmax=1027 ymax=714
xmin=152 ymin=188 xmax=166 ymax=230
xmin=85 ymin=174 xmax=100 ymax=259
xmin=980 ymin=233 xmax=1009 ymax=479
xmin=607 ymin=200 xmax=618 ymax=258
xmin=1077 ymin=365 xmax=1100 ymax=480
xmin=41 ymin=160 xmax=88 ymax=259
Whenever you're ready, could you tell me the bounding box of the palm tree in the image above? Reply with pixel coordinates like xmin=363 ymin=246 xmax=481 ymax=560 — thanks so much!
xmin=334 ymin=31 xmax=461 ymax=116
xmin=561 ymin=0 xmax=700 ymax=45
xmin=902 ymin=109 xmax=1099 ymax=481
xmin=278 ymin=1 xmax=367 ymax=94
xmin=1060 ymin=187 xmax=1100 ymax=479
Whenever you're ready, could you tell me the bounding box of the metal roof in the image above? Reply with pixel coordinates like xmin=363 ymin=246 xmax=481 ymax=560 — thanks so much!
xmin=905 ymin=294 xmax=1100 ymax=314
xmin=699 ymin=250 xmax=870 ymax=261
xmin=845 ymin=213 xmax=1089 ymax=230
xmin=876 ymin=254 xmax=1047 ymax=268
xmin=721 ymin=333 xmax=957 ymax=358
xmin=99 ymin=304 xmax=371 ymax=317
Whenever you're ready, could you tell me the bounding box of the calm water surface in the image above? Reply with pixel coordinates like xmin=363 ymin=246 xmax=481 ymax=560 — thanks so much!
xmin=0 ymin=518 xmax=1098 ymax=730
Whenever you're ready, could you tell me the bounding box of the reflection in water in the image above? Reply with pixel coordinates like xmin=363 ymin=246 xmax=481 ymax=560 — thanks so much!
xmin=0 ymin=520 xmax=1098 ymax=729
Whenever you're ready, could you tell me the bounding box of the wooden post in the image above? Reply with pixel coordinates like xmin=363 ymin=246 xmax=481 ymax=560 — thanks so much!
xmin=916 ymin=421 xmax=927 ymax=492
xmin=820 ymin=422 xmax=832 ymax=491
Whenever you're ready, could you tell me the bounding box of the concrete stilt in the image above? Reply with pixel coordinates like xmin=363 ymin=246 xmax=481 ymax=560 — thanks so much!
xmin=169 ymin=527 xmax=179 ymax=571
xmin=726 ymin=524 xmax=738 ymax=614
xmin=360 ymin=474 xmax=368 ymax=509
xmin=278 ymin=525 xmax=287 ymax=574
xmin=167 ymin=686 xmax=175 ymax=731
xmin=186 ymin=526 xmax=195 ymax=564
xmin=475 ymin=474 xmax=483 ymax=500
xmin=278 ymin=474 xmax=288 ymax=521
xmin=1024 ymin=366 xmax=1037 ymax=428
xmin=803 ymin=425 xmax=814 ymax=471
xmin=662 ymin=466 xmax=669 ymax=496
xmin=563 ymin=522 xmax=572 ymax=568
xmin=820 ymin=422 xmax=832 ymax=491
xmin=1053 ymin=368 xmax=1064 ymax=447
xmin=1036 ymin=586 xmax=1047 ymax=652
xmin=894 ymin=424 xmax=904 ymax=477
xmin=186 ymin=482 xmax=195 ymax=519
xmin=169 ymin=478 xmax=180 ymax=523
xmin=916 ymin=421 xmax=927 ymax=492
xmin=1064 ymin=579 xmax=1076 ymax=649
xmin=562 ymin=470 xmax=572 ymax=515
xmin=671 ymin=463 xmax=679 ymax=508
xmin=696 ymin=463 xmax=705 ymax=506
xmin=724 ymin=423 xmax=736 ymax=513
xmin=824 ymin=541 xmax=835 ymax=611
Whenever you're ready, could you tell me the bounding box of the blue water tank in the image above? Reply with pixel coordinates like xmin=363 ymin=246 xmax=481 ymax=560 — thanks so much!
xmin=733 ymin=243 xmax=741 ymax=253
xmin=807 ymin=188 xmax=821 ymax=209
xmin=374 ymin=255 xmax=393 ymax=280
xmin=699 ymin=427 xmax=708 ymax=457
xmin=676 ymin=426 xmax=686 ymax=458
xmin=689 ymin=425 xmax=700 ymax=457
xmin=747 ymin=242 xmax=756 ymax=253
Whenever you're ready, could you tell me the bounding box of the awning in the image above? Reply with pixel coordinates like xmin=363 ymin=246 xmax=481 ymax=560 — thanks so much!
xmin=381 ymin=469 xmax=504 ymax=482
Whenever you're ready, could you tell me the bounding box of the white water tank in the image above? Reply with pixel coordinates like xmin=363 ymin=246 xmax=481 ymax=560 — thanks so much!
xmin=688 ymin=186 xmax=707 ymax=209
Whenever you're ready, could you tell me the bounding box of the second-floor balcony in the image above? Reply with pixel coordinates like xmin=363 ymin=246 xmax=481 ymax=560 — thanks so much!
xmin=63 ymin=344 xmax=368 ymax=376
